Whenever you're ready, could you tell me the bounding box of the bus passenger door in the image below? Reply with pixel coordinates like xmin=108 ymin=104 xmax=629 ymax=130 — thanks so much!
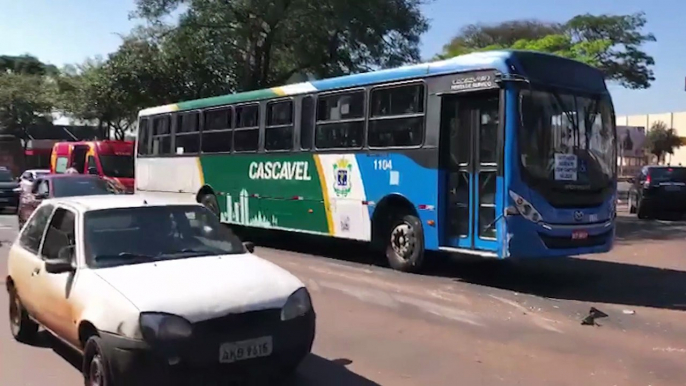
xmin=440 ymin=90 xmax=500 ymax=252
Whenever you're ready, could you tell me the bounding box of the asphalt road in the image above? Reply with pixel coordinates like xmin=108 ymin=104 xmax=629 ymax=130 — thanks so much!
xmin=1 ymin=211 xmax=685 ymax=385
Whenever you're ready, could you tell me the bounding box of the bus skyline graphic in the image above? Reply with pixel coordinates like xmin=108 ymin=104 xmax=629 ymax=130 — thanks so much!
xmin=220 ymin=189 xmax=279 ymax=227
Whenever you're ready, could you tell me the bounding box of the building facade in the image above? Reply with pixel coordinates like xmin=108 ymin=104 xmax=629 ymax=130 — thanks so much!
xmin=616 ymin=111 xmax=686 ymax=167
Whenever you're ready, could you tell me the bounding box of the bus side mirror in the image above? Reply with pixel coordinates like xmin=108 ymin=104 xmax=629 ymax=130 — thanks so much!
xmin=88 ymin=167 xmax=98 ymax=175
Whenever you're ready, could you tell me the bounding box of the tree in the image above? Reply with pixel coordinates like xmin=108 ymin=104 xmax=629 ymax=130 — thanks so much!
xmin=0 ymin=73 xmax=55 ymax=147
xmin=645 ymin=121 xmax=682 ymax=164
xmin=438 ymin=12 xmax=656 ymax=89
xmin=0 ymin=54 xmax=58 ymax=76
xmin=131 ymin=0 xmax=429 ymax=93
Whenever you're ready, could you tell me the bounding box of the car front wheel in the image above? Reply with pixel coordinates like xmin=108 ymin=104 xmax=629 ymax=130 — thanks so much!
xmin=83 ymin=336 xmax=115 ymax=386
xmin=8 ymin=287 xmax=38 ymax=343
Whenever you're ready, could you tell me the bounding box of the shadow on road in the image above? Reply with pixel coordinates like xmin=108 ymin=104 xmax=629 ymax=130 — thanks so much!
xmin=238 ymin=221 xmax=686 ymax=312
xmin=39 ymin=333 xmax=378 ymax=385
xmin=615 ymin=214 xmax=686 ymax=243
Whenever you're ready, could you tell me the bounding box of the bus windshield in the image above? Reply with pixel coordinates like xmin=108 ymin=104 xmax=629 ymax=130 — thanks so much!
xmin=519 ymin=88 xmax=616 ymax=191
xmin=99 ymin=155 xmax=134 ymax=178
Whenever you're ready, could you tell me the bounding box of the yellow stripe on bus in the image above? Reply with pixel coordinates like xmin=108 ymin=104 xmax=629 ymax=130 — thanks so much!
xmin=313 ymin=155 xmax=334 ymax=235
xmin=195 ymin=157 xmax=205 ymax=186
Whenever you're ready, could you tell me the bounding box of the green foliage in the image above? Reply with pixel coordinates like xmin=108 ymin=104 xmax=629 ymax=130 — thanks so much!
xmin=0 ymin=73 xmax=55 ymax=142
xmin=0 ymin=55 xmax=58 ymax=76
xmin=645 ymin=121 xmax=682 ymax=163
xmin=438 ymin=12 xmax=656 ymax=89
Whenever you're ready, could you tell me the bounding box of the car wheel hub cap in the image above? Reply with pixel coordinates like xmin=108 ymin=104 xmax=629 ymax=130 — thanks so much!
xmin=9 ymin=296 xmax=20 ymax=333
xmin=90 ymin=356 xmax=104 ymax=386
xmin=391 ymin=223 xmax=415 ymax=259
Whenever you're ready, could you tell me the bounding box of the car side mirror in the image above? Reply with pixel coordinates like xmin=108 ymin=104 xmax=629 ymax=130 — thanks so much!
xmin=34 ymin=192 xmax=48 ymax=200
xmin=88 ymin=167 xmax=98 ymax=175
xmin=45 ymin=246 xmax=76 ymax=274
xmin=243 ymin=241 xmax=255 ymax=253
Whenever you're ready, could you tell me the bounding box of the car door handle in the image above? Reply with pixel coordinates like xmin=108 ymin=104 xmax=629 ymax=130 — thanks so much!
xmin=31 ymin=268 xmax=40 ymax=277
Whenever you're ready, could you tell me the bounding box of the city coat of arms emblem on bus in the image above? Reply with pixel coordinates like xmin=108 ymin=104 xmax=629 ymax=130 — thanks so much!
xmin=333 ymin=158 xmax=353 ymax=197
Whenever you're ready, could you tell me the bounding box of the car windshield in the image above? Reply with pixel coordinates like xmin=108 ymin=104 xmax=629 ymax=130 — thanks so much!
xmin=519 ymin=88 xmax=616 ymax=190
xmin=0 ymin=169 xmax=13 ymax=182
xmin=52 ymin=177 xmax=115 ymax=197
xmin=99 ymin=155 xmax=134 ymax=178
xmin=84 ymin=205 xmax=245 ymax=268
xmin=650 ymin=167 xmax=686 ymax=183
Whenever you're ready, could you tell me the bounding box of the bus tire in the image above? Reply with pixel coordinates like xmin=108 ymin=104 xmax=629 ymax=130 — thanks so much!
xmin=199 ymin=193 xmax=220 ymax=217
xmin=385 ymin=214 xmax=425 ymax=273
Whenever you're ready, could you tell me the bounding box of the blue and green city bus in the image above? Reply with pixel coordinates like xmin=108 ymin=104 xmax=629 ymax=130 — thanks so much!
xmin=135 ymin=50 xmax=617 ymax=272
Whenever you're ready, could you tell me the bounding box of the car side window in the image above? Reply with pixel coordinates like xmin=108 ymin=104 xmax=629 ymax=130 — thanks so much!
xmin=31 ymin=179 xmax=42 ymax=194
xmin=40 ymin=208 xmax=76 ymax=261
xmin=19 ymin=205 xmax=55 ymax=254
xmin=37 ymin=180 xmax=49 ymax=196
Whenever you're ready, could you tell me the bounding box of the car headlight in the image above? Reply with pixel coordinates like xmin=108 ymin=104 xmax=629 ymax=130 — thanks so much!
xmin=281 ymin=287 xmax=312 ymax=321
xmin=139 ymin=313 xmax=193 ymax=342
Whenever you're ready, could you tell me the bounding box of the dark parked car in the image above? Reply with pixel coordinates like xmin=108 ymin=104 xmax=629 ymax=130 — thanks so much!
xmin=628 ymin=165 xmax=686 ymax=219
xmin=17 ymin=174 xmax=117 ymax=228
xmin=0 ymin=167 xmax=20 ymax=213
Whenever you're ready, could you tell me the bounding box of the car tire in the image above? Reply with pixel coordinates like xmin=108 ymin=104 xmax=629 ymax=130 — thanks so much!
xmin=628 ymin=194 xmax=637 ymax=214
xmin=199 ymin=193 xmax=220 ymax=218
xmin=637 ymin=199 xmax=651 ymax=220
xmin=8 ymin=287 xmax=39 ymax=343
xmin=385 ymin=214 xmax=425 ymax=273
xmin=83 ymin=336 xmax=116 ymax=386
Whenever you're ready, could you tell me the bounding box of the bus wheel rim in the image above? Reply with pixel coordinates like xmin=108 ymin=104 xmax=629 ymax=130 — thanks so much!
xmin=391 ymin=223 xmax=415 ymax=259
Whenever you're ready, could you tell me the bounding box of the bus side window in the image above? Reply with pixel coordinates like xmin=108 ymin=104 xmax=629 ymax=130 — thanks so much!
xmin=368 ymin=84 xmax=425 ymax=148
xmin=137 ymin=118 xmax=150 ymax=155
xmin=300 ymin=96 xmax=315 ymax=150
xmin=315 ymin=91 xmax=365 ymax=149
xmin=234 ymin=104 xmax=259 ymax=153
xmin=202 ymin=107 xmax=232 ymax=154
xmin=176 ymin=112 xmax=201 ymax=154
xmin=265 ymin=100 xmax=294 ymax=151
xmin=151 ymin=115 xmax=171 ymax=155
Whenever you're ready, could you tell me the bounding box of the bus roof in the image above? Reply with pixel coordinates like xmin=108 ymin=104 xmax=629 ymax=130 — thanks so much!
xmin=138 ymin=50 xmax=607 ymax=117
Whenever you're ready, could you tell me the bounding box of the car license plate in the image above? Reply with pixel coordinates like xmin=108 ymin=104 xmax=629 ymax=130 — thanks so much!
xmin=219 ymin=336 xmax=273 ymax=364
xmin=572 ymin=230 xmax=588 ymax=240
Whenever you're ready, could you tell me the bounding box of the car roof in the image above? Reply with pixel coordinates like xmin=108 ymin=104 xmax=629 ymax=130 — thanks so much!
xmin=43 ymin=174 xmax=100 ymax=180
xmin=26 ymin=169 xmax=49 ymax=173
xmin=42 ymin=195 xmax=202 ymax=213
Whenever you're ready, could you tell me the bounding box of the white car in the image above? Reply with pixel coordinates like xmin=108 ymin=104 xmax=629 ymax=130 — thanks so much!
xmin=6 ymin=195 xmax=316 ymax=385
xmin=19 ymin=169 xmax=50 ymax=193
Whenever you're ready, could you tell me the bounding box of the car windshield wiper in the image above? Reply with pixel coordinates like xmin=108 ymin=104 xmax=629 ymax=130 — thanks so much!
xmin=158 ymin=248 xmax=215 ymax=257
xmin=93 ymin=252 xmax=157 ymax=262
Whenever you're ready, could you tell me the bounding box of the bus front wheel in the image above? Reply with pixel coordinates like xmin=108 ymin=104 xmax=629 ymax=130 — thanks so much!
xmin=385 ymin=214 xmax=425 ymax=273
xmin=199 ymin=193 xmax=220 ymax=217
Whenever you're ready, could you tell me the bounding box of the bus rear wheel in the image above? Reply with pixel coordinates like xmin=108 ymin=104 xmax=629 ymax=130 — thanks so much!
xmin=385 ymin=214 xmax=425 ymax=273
xmin=199 ymin=193 xmax=220 ymax=217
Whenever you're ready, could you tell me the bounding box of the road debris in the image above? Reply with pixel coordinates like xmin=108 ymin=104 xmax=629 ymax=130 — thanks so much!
xmin=622 ymin=309 xmax=636 ymax=315
xmin=581 ymin=307 xmax=608 ymax=326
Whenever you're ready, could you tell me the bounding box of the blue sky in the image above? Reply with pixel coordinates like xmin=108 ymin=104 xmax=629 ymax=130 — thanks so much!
xmin=0 ymin=0 xmax=681 ymax=116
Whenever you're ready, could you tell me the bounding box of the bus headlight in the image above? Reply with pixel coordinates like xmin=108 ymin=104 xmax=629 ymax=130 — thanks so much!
xmin=139 ymin=313 xmax=193 ymax=342
xmin=281 ymin=288 xmax=312 ymax=321
xmin=508 ymin=191 xmax=542 ymax=223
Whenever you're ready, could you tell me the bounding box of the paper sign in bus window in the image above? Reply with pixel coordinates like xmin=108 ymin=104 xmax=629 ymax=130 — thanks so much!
xmin=554 ymin=153 xmax=577 ymax=181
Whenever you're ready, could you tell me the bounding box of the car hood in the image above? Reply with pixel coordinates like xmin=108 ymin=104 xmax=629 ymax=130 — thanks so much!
xmin=93 ymin=253 xmax=304 ymax=323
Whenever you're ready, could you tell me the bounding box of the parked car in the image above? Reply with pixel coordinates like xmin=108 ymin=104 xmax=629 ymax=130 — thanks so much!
xmin=17 ymin=174 xmax=117 ymax=229
xmin=628 ymin=165 xmax=686 ymax=219
xmin=18 ymin=169 xmax=50 ymax=193
xmin=6 ymin=196 xmax=315 ymax=385
xmin=0 ymin=166 xmax=20 ymax=213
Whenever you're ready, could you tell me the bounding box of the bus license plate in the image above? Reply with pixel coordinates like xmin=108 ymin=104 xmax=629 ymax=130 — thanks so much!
xmin=572 ymin=230 xmax=588 ymax=240
xmin=219 ymin=336 xmax=273 ymax=363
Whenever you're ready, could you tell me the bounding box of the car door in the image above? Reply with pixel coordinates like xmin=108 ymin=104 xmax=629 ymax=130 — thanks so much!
xmin=9 ymin=204 xmax=55 ymax=320
xmin=34 ymin=206 xmax=80 ymax=345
